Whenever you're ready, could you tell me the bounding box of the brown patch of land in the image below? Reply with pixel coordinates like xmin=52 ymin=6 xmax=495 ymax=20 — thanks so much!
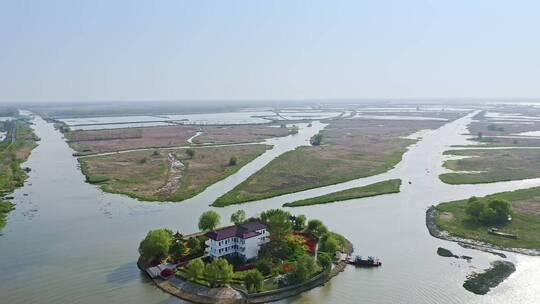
xmin=66 ymin=124 xmax=290 ymax=154
xmin=79 ymin=144 xmax=270 ymax=201
xmin=192 ymin=125 xmax=290 ymax=145
xmin=513 ymin=199 xmax=540 ymax=217
xmin=214 ymin=118 xmax=447 ymax=206
xmin=440 ymin=149 xmax=540 ymax=184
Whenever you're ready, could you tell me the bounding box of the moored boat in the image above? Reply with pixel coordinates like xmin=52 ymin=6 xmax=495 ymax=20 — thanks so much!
xmin=347 ymin=255 xmax=382 ymax=267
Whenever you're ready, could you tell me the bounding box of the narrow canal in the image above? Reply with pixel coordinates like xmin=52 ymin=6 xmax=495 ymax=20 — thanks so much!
xmin=0 ymin=114 xmax=538 ymax=303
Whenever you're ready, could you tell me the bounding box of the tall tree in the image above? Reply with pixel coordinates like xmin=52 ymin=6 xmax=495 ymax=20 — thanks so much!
xmin=138 ymin=229 xmax=173 ymax=260
xmin=204 ymin=258 xmax=233 ymax=287
xmin=230 ymin=210 xmax=246 ymax=225
xmin=199 ymin=210 xmax=220 ymax=231
xmin=185 ymin=258 xmax=205 ymax=281
xmin=260 ymin=209 xmax=292 ymax=239
xmin=244 ymin=269 xmax=264 ymax=292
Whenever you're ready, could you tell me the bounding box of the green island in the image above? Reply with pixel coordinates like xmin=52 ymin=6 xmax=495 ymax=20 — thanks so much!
xmin=0 ymin=118 xmax=39 ymax=229
xmin=439 ymin=149 xmax=540 ymax=184
xmin=79 ymin=144 xmax=270 ymax=202
xmin=214 ymin=119 xmax=445 ymax=206
xmin=137 ymin=209 xmax=352 ymax=303
xmin=463 ymin=261 xmax=516 ymax=295
xmin=430 ymin=187 xmax=540 ymax=251
xmin=283 ymin=179 xmax=401 ymax=207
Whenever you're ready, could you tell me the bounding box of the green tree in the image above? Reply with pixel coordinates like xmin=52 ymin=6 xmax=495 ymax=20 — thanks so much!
xmin=255 ymin=258 xmax=274 ymax=275
xmin=138 ymin=229 xmax=173 ymax=260
xmin=260 ymin=209 xmax=292 ymax=239
xmin=228 ymin=156 xmax=238 ymax=166
xmin=287 ymin=255 xmax=317 ymax=285
xmin=204 ymin=258 xmax=233 ymax=287
xmin=319 ymin=234 xmax=339 ymax=254
xmin=317 ymin=252 xmax=333 ymax=271
xmin=311 ymin=133 xmax=323 ymax=146
xmin=185 ymin=258 xmax=205 ymax=281
xmin=199 ymin=210 xmax=220 ymax=231
xmin=486 ymin=199 xmax=512 ymax=224
xmin=292 ymin=214 xmax=306 ymax=231
xmin=466 ymin=199 xmax=485 ymax=219
xmin=244 ymin=269 xmax=264 ymax=292
xmin=306 ymin=219 xmax=327 ymax=239
xmin=187 ymin=237 xmax=203 ymax=254
xmin=186 ymin=148 xmax=195 ymax=159
xmin=230 ymin=210 xmax=246 ymax=225
xmin=169 ymin=232 xmax=186 ymax=260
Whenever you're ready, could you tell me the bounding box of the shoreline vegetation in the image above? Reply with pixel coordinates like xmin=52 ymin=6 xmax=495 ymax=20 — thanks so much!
xmin=79 ymin=144 xmax=270 ymax=202
xmin=214 ymin=119 xmax=446 ymax=207
xmin=426 ymin=187 xmax=540 ymax=256
xmin=137 ymin=209 xmax=353 ymax=303
xmin=0 ymin=118 xmax=39 ymax=230
xmin=283 ymin=179 xmax=401 ymax=207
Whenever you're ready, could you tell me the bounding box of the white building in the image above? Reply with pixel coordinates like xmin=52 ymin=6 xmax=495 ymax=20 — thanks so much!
xmin=205 ymin=221 xmax=269 ymax=260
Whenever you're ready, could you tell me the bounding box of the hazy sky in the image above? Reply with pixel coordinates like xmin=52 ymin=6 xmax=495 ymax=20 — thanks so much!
xmin=1 ymin=0 xmax=539 ymax=102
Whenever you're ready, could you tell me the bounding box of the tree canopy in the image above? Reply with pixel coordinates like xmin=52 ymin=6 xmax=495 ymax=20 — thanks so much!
xmin=287 ymin=255 xmax=318 ymax=285
xmin=260 ymin=209 xmax=292 ymax=239
xmin=244 ymin=269 xmax=264 ymax=292
xmin=185 ymin=258 xmax=205 ymax=281
xmin=230 ymin=209 xmax=246 ymax=225
xmin=204 ymin=258 xmax=233 ymax=287
xmin=199 ymin=210 xmax=221 ymax=231
xmin=138 ymin=229 xmax=173 ymax=260
xmin=466 ymin=198 xmax=512 ymax=225
xmin=306 ymin=219 xmax=327 ymax=239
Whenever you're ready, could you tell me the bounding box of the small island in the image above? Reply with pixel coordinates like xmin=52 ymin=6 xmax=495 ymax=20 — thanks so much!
xmin=137 ymin=209 xmax=352 ymax=303
xmin=427 ymin=187 xmax=540 ymax=294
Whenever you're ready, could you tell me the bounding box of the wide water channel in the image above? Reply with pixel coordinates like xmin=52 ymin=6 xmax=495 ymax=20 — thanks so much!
xmin=0 ymin=113 xmax=539 ymax=303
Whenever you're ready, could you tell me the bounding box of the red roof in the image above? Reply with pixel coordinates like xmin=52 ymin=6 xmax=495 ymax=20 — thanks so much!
xmin=206 ymin=220 xmax=267 ymax=241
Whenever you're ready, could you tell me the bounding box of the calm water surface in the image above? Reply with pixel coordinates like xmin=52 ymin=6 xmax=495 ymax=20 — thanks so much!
xmin=0 ymin=113 xmax=539 ymax=304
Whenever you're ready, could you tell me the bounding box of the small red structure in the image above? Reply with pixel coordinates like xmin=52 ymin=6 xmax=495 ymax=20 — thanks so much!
xmin=282 ymin=262 xmax=294 ymax=272
xmin=160 ymin=268 xmax=174 ymax=277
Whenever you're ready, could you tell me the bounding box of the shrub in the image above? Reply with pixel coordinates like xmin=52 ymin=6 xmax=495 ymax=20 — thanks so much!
xmin=228 ymin=156 xmax=238 ymax=166
xmin=317 ymin=252 xmax=333 ymax=271
xmin=186 ymin=148 xmax=195 ymax=158
xmin=244 ymin=269 xmax=264 ymax=292
xmin=256 ymin=258 xmax=274 ymax=275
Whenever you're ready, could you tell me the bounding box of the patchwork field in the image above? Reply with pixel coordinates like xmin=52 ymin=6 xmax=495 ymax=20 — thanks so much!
xmin=434 ymin=187 xmax=540 ymax=249
xmin=440 ymin=149 xmax=540 ymax=184
xmin=79 ymin=144 xmax=270 ymax=202
xmin=214 ymin=118 xmax=448 ymax=206
xmin=465 ymin=109 xmax=540 ymax=147
xmin=66 ymin=124 xmax=291 ymax=155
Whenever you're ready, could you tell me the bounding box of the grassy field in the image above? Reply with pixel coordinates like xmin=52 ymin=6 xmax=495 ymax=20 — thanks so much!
xmin=282 ymin=179 xmax=401 ymax=207
xmin=434 ymin=187 xmax=540 ymax=249
xmin=0 ymin=120 xmax=38 ymax=229
xmin=66 ymin=124 xmax=290 ymax=154
xmin=439 ymin=149 xmax=540 ymax=184
xmin=79 ymin=144 xmax=269 ymax=202
xmin=213 ymin=119 xmax=445 ymax=206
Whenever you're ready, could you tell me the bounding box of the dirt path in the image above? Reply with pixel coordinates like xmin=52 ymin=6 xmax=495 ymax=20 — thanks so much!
xmin=155 ymin=153 xmax=184 ymax=196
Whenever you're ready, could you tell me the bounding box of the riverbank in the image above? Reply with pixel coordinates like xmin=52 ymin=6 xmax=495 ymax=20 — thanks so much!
xmin=0 ymin=119 xmax=38 ymax=230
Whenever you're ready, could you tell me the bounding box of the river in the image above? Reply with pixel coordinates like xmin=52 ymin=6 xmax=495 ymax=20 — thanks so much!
xmin=0 ymin=113 xmax=539 ymax=303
